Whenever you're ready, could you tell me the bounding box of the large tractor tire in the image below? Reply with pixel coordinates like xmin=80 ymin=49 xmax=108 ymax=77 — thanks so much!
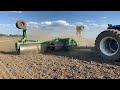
xmin=95 ymin=29 xmax=120 ymax=61
xmin=16 ymin=20 xmax=27 ymax=29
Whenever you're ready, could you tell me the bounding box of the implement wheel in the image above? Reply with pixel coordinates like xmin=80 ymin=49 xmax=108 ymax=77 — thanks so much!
xmin=16 ymin=20 xmax=27 ymax=29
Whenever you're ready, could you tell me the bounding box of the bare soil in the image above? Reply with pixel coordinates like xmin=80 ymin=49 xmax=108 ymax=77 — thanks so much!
xmin=0 ymin=36 xmax=120 ymax=79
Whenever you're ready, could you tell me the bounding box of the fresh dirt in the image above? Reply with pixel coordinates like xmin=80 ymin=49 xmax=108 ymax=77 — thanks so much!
xmin=0 ymin=36 xmax=119 ymax=79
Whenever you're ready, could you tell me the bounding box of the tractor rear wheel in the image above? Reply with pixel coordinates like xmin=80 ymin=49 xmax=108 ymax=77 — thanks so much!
xmin=95 ymin=29 xmax=120 ymax=61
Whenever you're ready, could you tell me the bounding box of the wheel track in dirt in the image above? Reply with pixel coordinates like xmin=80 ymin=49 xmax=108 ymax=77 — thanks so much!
xmin=0 ymin=52 xmax=120 ymax=79
xmin=0 ymin=59 xmax=16 ymax=79
xmin=0 ymin=54 xmax=35 ymax=79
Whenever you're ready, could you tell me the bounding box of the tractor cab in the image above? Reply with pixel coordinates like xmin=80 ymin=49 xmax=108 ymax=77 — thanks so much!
xmin=108 ymin=24 xmax=120 ymax=30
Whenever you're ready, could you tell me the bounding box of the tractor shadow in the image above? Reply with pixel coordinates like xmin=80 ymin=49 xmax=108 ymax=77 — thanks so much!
xmin=45 ymin=47 xmax=120 ymax=66
xmin=0 ymin=51 xmax=18 ymax=55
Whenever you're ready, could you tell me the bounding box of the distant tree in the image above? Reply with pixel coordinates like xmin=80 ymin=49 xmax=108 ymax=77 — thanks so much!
xmin=9 ymin=34 xmax=13 ymax=37
xmin=0 ymin=33 xmax=8 ymax=37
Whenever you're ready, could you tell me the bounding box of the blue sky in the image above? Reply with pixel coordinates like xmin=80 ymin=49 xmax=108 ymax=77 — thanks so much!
xmin=0 ymin=11 xmax=120 ymax=38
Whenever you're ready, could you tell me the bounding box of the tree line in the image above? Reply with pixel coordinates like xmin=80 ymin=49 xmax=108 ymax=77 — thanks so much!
xmin=0 ymin=33 xmax=22 ymax=37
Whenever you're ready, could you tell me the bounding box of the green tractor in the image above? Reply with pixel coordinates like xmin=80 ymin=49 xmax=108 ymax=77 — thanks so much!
xmin=15 ymin=20 xmax=78 ymax=54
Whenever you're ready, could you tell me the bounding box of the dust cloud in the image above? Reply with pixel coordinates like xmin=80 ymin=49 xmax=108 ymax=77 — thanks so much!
xmin=28 ymin=29 xmax=76 ymax=42
xmin=27 ymin=28 xmax=95 ymax=47
xmin=28 ymin=29 xmax=54 ymax=42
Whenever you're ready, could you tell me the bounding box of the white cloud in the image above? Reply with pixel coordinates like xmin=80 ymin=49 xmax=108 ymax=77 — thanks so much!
xmin=8 ymin=11 xmax=23 ymax=13
xmin=86 ymin=20 xmax=90 ymax=22
xmin=100 ymin=24 xmax=108 ymax=27
xmin=89 ymin=23 xmax=99 ymax=27
xmin=28 ymin=22 xmax=38 ymax=25
xmin=0 ymin=23 xmax=19 ymax=35
xmin=75 ymin=22 xmax=85 ymax=25
xmin=0 ymin=11 xmax=23 ymax=14
xmin=28 ymin=20 xmax=72 ymax=29
xmin=0 ymin=24 xmax=14 ymax=27
xmin=0 ymin=12 xmax=5 ymax=13
xmin=40 ymin=20 xmax=70 ymax=26
xmin=86 ymin=20 xmax=95 ymax=23
xmin=101 ymin=17 xmax=107 ymax=19
xmin=28 ymin=20 xmax=70 ymax=26
xmin=41 ymin=21 xmax=52 ymax=25
xmin=52 ymin=20 xmax=69 ymax=26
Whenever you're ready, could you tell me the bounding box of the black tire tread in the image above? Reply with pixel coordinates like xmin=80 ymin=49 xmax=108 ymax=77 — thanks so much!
xmin=95 ymin=29 xmax=120 ymax=61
